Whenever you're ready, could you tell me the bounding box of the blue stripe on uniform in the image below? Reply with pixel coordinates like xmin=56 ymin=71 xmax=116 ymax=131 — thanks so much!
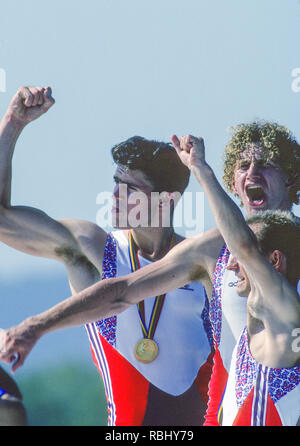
xmin=85 ymin=322 xmax=116 ymax=426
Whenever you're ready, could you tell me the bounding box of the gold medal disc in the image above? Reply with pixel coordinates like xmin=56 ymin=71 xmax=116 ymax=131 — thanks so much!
xmin=134 ymin=338 xmax=159 ymax=363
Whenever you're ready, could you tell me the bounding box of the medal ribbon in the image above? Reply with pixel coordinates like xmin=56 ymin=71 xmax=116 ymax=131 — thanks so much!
xmin=128 ymin=231 xmax=174 ymax=340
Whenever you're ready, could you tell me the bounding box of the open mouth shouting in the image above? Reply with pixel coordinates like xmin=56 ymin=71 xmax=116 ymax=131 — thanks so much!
xmin=246 ymin=184 xmax=266 ymax=207
xmin=235 ymin=272 xmax=250 ymax=296
xmin=237 ymin=275 xmax=246 ymax=286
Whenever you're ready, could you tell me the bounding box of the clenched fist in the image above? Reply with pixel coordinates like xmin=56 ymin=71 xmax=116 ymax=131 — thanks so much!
xmin=0 ymin=322 xmax=40 ymax=373
xmin=6 ymin=86 xmax=55 ymax=126
xmin=171 ymin=134 xmax=206 ymax=172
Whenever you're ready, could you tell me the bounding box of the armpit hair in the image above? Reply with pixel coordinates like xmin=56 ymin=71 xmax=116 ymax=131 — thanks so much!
xmin=54 ymin=246 xmax=97 ymax=272
xmin=189 ymin=264 xmax=207 ymax=283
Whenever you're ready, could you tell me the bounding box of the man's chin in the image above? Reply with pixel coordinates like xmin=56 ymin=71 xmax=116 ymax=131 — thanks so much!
xmin=237 ymin=289 xmax=249 ymax=298
xmin=111 ymin=211 xmax=128 ymax=229
xmin=245 ymin=201 xmax=268 ymax=215
xmin=112 ymin=221 xmax=130 ymax=230
xmin=236 ymin=283 xmax=250 ymax=297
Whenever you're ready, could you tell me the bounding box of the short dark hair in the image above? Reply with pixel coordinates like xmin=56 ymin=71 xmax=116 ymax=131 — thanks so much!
xmin=246 ymin=210 xmax=300 ymax=286
xmin=111 ymin=136 xmax=190 ymax=194
xmin=223 ymin=121 xmax=300 ymax=205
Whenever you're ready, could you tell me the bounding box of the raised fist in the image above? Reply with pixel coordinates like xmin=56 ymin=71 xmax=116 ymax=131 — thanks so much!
xmin=6 ymin=86 xmax=55 ymax=125
xmin=171 ymin=134 xmax=206 ymax=171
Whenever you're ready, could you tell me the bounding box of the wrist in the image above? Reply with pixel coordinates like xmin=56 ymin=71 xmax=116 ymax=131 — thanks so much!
xmin=192 ymin=162 xmax=214 ymax=183
xmin=23 ymin=315 xmax=44 ymax=340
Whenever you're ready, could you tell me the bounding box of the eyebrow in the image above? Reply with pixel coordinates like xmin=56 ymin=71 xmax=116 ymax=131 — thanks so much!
xmin=237 ymin=158 xmax=278 ymax=166
xmin=113 ymin=175 xmax=140 ymax=189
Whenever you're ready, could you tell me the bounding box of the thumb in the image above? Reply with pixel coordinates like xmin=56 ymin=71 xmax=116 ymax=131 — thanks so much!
xmin=39 ymin=87 xmax=55 ymax=113
xmin=10 ymin=352 xmax=22 ymax=374
xmin=44 ymin=86 xmax=55 ymax=105
xmin=196 ymin=136 xmax=205 ymax=157
xmin=170 ymin=134 xmax=181 ymax=154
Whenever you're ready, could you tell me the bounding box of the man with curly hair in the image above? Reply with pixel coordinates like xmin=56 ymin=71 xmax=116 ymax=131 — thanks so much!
xmin=223 ymin=121 xmax=300 ymax=211
xmin=175 ymin=135 xmax=300 ymax=425
xmin=217 ymin=121 xmax=300 ymax=350
xmin=204 ymin=121 xmax=300 ymax=424
xmin=0 ymin=116 xmax=299 ymax=425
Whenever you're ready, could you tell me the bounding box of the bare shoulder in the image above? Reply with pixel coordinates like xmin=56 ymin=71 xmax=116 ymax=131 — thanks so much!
xmin=175 ymin=227 xmax=223 ymax=251
xmin=58 ymin=218 xmax=108 ymax=268
xmin=187 ymin=228 xmax=224 ymax=266
xmin=192 ymin=227 xmax=224 ymax=248
xmin=59 ymin=218 xmax=107 ymax=240
xmin=170 ymin=228 xmax=224 ymax=286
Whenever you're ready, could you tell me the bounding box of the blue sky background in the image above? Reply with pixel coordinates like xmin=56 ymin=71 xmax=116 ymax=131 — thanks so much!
xmin=0 ymin=0 xmax=299 ymax=375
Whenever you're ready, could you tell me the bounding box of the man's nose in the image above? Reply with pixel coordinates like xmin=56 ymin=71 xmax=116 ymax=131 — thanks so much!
xmin=113 ymin=183 xmax=120 ymax=198
xmin=246 ymin=161 xmax=261 ymax=178
xmin=227 ymin=255 xmax=239 ymax=271
xmin=113 ymin=183 xmax=128 ymax=200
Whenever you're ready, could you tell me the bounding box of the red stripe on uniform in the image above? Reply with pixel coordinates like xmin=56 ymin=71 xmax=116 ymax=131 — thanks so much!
xmin=92 ymin=336 xmax=150 ymax=426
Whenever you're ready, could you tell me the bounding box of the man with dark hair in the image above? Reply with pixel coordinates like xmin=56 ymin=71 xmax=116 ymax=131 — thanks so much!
xmin=0 ymin=87 xmax=212 ymax=426
xmin=111 ymin=136 xmax=190 ymax=195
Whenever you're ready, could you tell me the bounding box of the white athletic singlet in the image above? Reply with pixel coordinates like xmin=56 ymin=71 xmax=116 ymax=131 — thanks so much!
xmin=205 ymin=244 xmax=300 ymax=426
xmin=86 ymin=231 xmax=213 ymax=426
xmin=222 ymin=327 xmax=300 ymax=426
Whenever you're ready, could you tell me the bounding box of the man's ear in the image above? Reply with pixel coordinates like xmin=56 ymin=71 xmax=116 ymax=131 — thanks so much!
xmin=158 ymin=191 xmax=171 ymax=208
xmin=285 ymin=175 xmax=296 ymax=189
xmin=159 ymin=191 xmax=180 ymax=209
xmin=268 ymin=250 xmax=286 ymax=273
xmin=232 ymin=178 xmax=238 ymax=195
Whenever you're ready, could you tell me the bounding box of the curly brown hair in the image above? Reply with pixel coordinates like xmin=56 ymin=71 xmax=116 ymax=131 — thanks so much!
xmin=223 ymin=121 xmax=300 ymax=205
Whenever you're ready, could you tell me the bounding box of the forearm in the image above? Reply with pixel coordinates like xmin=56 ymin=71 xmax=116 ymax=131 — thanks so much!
xmin=0 ymin=114 xmax=25 ymax=206
xmin=192 ymin=163 xmax=257 ymax=259
xmin=23 ymin=245 xmax=195 ymax=339
xmin=0 ymin=269 xmax=132 ymax=372
xmin=0 ymin=86 xmax=55 ymax=207
xmin=25 ymin=277 xmax=129 ymax=339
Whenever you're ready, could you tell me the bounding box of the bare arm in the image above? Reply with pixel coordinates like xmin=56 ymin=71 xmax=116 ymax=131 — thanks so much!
xmin=171 ymin=135 xmax=300 ymax=335
xmin=0 ymin=86 xmax=68 ymax=259
xmin=0 ymin=86 xmax=55 ymax=206
xmin=0 ymin=87 xmax=106 ymax=271
xmin=0 ymin=227 xmax=223 ymax=372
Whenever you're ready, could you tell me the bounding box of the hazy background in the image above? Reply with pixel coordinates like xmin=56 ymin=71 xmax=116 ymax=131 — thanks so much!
xmin=0 ymin=0 xmax=299 ymax=425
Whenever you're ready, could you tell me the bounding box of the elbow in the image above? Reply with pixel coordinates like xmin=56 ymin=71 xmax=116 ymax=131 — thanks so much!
xmin=103 ymin=278 xmax=131 ymax=316
xmin=0 ymin=203 xmax=11 ymax=214
xmin=232 ymin=240 xmax=260 ymax=265
xmin=231 ymin=225 xmax=259 ymax=259
xmin=0 ymin=204 xmax=11 ymax=233
xmin=0 ymin=204 xmax=6 ymax=219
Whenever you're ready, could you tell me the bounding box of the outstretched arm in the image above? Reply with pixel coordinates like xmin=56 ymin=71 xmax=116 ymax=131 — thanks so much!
xmin=0 ymin=227 xmax=223 ymax=372
xmin=171 ymin=134 xmax=300 ymax=340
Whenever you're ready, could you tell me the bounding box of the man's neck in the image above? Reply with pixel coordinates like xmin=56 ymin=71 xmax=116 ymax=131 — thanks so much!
xmin=123 ymin=227 xmax=178 ymax=261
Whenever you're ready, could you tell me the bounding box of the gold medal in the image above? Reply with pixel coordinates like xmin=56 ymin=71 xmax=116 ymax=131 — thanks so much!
xmin=129 ymin=231 xmax=175 ymax=365
xmin=134 ymin=338 xmax=159 ymax=363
